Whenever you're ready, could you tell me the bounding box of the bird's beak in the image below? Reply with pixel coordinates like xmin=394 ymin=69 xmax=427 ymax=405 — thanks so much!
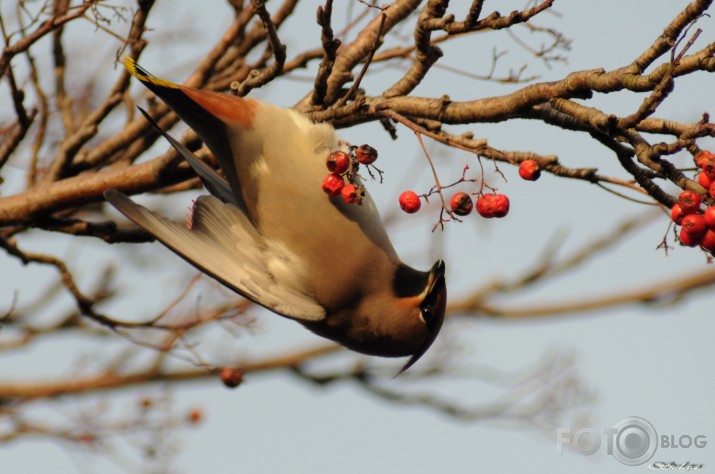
xmin=397 ymin=260 xmax=447 ymax=375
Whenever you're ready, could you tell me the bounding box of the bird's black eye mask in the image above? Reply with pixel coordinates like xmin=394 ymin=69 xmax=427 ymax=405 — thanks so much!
xmin=392 ymin=263 xmax=430 ymax=298
xmin=420 ymin=261 xmax=446 ymax=329
xmin=398 ymin=260 xmax=447 ymax=375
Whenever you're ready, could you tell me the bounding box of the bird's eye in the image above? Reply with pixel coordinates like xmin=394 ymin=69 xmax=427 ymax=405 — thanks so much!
xmin=421 ymin=306 xmax=433 ymax=323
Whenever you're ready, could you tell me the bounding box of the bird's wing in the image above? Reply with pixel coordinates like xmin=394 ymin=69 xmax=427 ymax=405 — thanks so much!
xmin=136 ymin=107 xmax=238 ymax=207
xmin=124 ymin=57 xmax=254 ymax=212
xmin=105 ymin=190 xmax=326 ymax=321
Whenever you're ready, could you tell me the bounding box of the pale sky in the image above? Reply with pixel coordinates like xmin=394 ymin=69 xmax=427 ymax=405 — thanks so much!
xmin=1 ymin=1 xmax=713 ymax=473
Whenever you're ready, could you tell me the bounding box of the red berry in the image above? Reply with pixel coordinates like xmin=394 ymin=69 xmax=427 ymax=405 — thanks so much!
xmin=704 ymin=207 xmax=715 ymax=229
xmin=476 ymin=194 xmax=510 ymax=218
xmin=326 ymin=151 xmax=350 ymax=174
xmin=489 ymin=194 xmax=510 ymax=218
xmin=710 ymin=182 xmax=715 ymax=199
xmin=475 ymin=195 xmax=493 ymax=218
xmin=356 ymin=144 xmax=378 ymax=165
xmin=678 ymin=190 xmax=701 ymax=214
xmin=476 ymin=195 xmax=494 ymax=218
xmin=700 ymin=229 xmax=715 ymax=252
xmin=695 ymin=151 xmax=715 ymax=179
xmin=321 ymin=173 xmax=345 ymax=196
xmin=220 ymin=367 xmax=243 ymax=388
xmin=77 ymin=434 xmax=97 ymax=444
xmin=679 ymin=227 xmax=702 ymax=247
xmin=518 ymin=160 xmax=541 ymax=181
xmin=705 ymin=166 xmax=715 ymax=181
xmin=695 ymin=150 xmax=715 ymax=170
xmin=399 ymin=191 xmax=421 ymax=214
xmin=187 ymin=408 xmax=203 ymax=424
xmin=698 ymin=172 xmax=713 ymax=190
xmin=450 ymin=192 xmax=473 ymax=216
xmin=341 ymin=184 xmax=361 ymax=204
xmin=682 ymin=213 xmax=707 ymax=237
xmin=671 ymin=204 xmax=686 ymax=225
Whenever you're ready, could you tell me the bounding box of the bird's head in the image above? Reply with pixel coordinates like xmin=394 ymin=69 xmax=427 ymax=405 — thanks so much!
xmin=398 ymin=260 xmax=447 ymax=375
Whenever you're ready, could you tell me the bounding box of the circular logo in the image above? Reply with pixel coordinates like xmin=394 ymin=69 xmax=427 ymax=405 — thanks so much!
xmin=612 ymin=417 xmax=658 ymax=466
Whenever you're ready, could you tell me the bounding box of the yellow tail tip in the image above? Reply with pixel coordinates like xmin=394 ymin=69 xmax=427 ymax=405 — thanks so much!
xmin=122 ymin=56 xmax=179 ymax=89
xmin=122 ymin=55 xmax=138 ymax=75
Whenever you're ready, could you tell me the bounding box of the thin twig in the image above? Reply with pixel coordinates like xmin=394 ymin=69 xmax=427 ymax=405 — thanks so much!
xmin=336 ymin=11 xmax=386 ymax=107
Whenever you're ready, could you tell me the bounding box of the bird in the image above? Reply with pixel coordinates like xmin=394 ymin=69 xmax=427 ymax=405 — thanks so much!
xmin=104 ymin=57 xmax=447 ymax=373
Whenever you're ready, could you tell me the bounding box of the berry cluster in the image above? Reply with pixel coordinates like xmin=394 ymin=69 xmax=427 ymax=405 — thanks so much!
xmin=695 ymin=150 xmax=715 ymax=200
xmin=670 ymin=151 xmax=715 ymax=252
xmin=672 ymin=192 xmax=715 ymax=252
xmin=321 ymin=145 xmax=378 ymax=205
xmin=399 ymin=188 xmax=513 ymax=218
xmin=399 ymin=159 xmax=541 ymax=219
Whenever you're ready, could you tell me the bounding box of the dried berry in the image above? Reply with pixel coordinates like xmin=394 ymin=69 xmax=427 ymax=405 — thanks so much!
xmin=450 ymin=192 xmax=473 ymax=216
xmin=356 ymin=144 xmax=378 ymax=165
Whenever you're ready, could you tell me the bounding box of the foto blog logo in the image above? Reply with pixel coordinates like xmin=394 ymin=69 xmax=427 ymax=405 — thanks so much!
xmin=556 ymin=416 xmax=708 ymax=467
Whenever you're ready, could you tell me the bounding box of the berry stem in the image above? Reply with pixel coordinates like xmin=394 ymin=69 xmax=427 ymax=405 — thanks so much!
xmin=414 ymin=132 xmax=454 ymax=227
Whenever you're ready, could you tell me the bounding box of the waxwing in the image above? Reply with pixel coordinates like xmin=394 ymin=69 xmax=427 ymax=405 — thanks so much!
xmin=105 ymin=58 xmax=447 ymax=373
